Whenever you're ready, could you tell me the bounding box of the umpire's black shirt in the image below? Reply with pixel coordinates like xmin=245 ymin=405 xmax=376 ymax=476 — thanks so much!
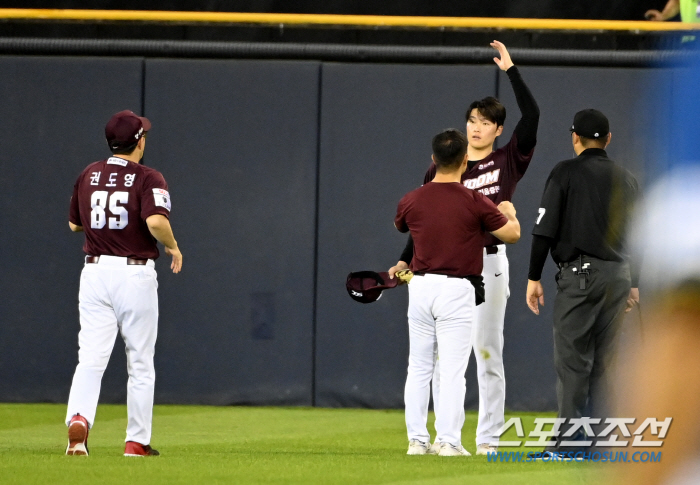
xmin=528 ymin=148 xmax=639 ymax=281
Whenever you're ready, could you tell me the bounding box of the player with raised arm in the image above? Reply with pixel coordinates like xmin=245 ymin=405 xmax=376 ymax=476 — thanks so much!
xmin=396 ymin=129 xmax=521 ymax=457
xmin=389 ymin=40 xmax=540 ymax=455
xmin=65 ymin=110 xmax=182 ymax=457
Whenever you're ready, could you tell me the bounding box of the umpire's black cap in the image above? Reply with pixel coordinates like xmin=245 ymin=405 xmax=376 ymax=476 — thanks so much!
xmin=570 ymin=109 xmax=609 ymax=139
xmin=346 ymin=271 xmax=399 ymax=304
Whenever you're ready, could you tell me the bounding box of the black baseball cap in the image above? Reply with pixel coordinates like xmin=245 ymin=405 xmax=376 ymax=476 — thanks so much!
xmin=346 ymin=271 xmax=400 ymax=304
xmin=570 ymin=109 xmax=609 ymax=139
xmin=105 ymin=110 xmax=151 ymax=151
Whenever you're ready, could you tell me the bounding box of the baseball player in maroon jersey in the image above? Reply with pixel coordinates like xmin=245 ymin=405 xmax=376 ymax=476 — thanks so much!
xmin=389 ymin=41 xmax=539 ymax=454
xmin=65 ymin=110 xmax=182 ymax=457
xmin=396 ymin=129 xmax=520 ymax=456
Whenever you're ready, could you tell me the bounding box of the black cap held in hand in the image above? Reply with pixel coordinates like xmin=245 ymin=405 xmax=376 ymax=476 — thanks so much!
xmin=346 ymin=271 xmax=399 ymax=304
xmin=105 ymin=110 xmax=152 ymax=151
xmin=570 ymin=109 xmax=609 ymax=139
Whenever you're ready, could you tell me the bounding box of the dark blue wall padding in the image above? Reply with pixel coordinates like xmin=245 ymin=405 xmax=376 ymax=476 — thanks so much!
xmin=142 ymin=59 xmax=320 ymax=405
xmin=0 ymin=57 xmax=667 ymax=411
xmin=0 ymin=56 xmax=143 ymax=403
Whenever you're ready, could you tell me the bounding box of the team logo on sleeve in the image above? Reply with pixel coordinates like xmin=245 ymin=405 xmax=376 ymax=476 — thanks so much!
xmin=152 ymin=188 xmax=171 ymax=211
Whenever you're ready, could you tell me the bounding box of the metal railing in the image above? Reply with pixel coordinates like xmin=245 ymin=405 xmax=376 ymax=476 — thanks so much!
xmin=0 ymin=37 xmax=692 ymax=67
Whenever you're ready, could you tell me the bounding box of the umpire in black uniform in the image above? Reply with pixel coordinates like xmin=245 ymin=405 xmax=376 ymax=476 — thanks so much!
xmin=526 ymin=109 xmax=639 ymax=452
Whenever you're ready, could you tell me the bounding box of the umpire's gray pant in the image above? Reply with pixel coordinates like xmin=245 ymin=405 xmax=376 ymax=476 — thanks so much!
xmin=552 ymin=256 xmax=631 ymax=441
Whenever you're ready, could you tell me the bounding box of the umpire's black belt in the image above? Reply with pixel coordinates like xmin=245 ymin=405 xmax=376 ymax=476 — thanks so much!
xmin=86 ymin=255 xmax=148 ymax=265
xmin=557 ymin=254 xmax=621 ymax=270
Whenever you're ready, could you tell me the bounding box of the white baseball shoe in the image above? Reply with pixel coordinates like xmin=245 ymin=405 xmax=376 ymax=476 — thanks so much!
xmin=406 ymin=439 xmax=431 ymax=455
xmin=65 ymin=414 xmax=89 ymax=456
xmin=438 ymin=443 xmax=472 ymax=457
xmin=476 ymin=443 xmax=498 ymax=455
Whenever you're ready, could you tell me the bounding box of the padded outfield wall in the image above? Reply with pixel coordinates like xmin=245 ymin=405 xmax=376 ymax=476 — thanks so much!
xmin=0 ymin=56 xmax=670 ymax=410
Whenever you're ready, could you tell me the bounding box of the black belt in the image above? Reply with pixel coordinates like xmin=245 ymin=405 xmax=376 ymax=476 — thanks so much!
xmin=557 ymin=255 xmax=603 ymax=269
xmin=86 ymin=256 xmax=148 ymax=265
xmin=485 ymin=245 xmax=499 ymax=255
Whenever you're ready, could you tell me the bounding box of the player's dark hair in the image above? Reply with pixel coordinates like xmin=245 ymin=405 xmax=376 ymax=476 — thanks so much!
xmin=466 ymin=97 xmax=506 ymax=127
xmin=109 ymin=143 xmax=138 ymax=155
xmin=109 ymin=132 xmax=147 ymax=155
xmin=432 ymin=129 xmax=467 ymax=170
xmin=579 ymin=135 xmax=609 ymax=149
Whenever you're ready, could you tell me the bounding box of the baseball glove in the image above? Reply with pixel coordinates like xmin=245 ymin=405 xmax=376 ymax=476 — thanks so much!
xmin=395 ymin=269 xmax=414 ymax=285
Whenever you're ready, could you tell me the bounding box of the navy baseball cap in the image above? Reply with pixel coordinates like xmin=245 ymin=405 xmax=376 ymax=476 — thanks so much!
xmin=570 ymin=109 xmax=609 ymax=139
xmin=346 ymin=271 xmax=400 ymax=304
xmin=105 ymin=110 xmax=151 ymax=151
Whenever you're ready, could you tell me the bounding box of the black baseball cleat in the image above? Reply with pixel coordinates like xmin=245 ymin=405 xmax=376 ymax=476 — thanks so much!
xmin=124 ymin=441 xmax=160 ymax=456
xmin=66 ymin=414 xmax=89 ymax=456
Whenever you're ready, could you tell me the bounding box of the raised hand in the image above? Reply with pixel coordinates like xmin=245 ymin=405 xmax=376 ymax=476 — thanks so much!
xmin=490 ymin=40 xmax=514 ymax=71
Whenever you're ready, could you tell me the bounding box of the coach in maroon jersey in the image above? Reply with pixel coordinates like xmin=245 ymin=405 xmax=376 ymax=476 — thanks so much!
xmin=397 ymin=129 xmax=520 ymax=456
xmin=389 ymin=40 xmax=539 ymax=455
xmin=64 ymin=110 xmax=182 ymax=457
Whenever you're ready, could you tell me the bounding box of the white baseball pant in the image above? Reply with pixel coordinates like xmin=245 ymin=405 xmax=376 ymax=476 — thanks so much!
xmin=405 ymin=274 xmax=475 ymax=447
xmin=432 ymin=245 xmax=509 ymax=446
xmin=65 ymin=255 xmax=159 ymax=445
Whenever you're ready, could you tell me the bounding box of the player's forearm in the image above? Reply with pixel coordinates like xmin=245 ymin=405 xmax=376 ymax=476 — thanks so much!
xmin=504 ymin=220 xmax=521 ymax=243
xmin=661 ymin=0 xmax=681 ymax=19
xmin=528 ymin=234 xmax=551 ymax=281
xmin=507 ymin=66 xmax=540 ymax=155
xmin=146 ymin=215 xmax=178 ymax=250
xmin=507 ymin=67 xmax=540 ymax=121
xmin=399 ymin=234 xmax=414 ymax=264
xmin=491 ymin=220 xmax=520 ymax=244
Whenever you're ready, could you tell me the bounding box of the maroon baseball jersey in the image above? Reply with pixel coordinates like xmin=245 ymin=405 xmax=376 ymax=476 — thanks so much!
xmin=69 ymin=156 xmax=171 ymax=259
xmin=395 ymin=182 xmax=508 ymax=277
xmin=423 ymin=133 xmax=532 ymax=247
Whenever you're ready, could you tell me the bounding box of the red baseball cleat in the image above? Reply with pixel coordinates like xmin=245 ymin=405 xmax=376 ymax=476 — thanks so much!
xmin=66 ymin=414 xmax=89 ymax=456
xmin=124 ymin=441 xmax=160 ymax=457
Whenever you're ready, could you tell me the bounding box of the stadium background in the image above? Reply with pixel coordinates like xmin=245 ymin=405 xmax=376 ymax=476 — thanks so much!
xmin=0 ymin=2 xmax=686 ymax=411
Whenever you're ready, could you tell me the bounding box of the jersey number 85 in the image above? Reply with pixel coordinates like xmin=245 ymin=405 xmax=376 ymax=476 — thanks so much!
xmin=91 ymin=190 xmax=129 ymax=229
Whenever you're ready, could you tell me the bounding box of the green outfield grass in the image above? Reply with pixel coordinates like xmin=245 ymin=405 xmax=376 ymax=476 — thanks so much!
xmin=0 ymin=404 xmax=599 ymax=485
